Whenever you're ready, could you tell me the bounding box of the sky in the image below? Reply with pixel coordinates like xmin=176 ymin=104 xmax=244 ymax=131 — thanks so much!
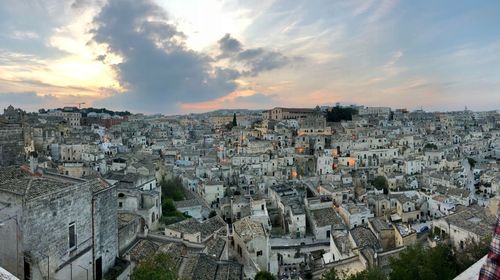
xmin=0 ymin=0 xmax=499 ymax=114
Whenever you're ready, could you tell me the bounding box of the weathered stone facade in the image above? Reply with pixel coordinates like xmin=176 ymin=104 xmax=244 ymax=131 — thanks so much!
xmin=93 ymin=185 xmax=119 ymax=277
xmin=0 ymin=123 xmax=24 ymax=167
xmin=0 ymin=169 xmax=118 ymax=280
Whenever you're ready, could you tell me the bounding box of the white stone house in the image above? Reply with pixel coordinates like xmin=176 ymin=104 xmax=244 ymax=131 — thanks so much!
xmin=232 ymin=217 xmax=270 ymax=273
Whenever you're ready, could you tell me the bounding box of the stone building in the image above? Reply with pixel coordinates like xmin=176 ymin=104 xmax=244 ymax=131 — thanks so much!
xmin=104 ymin=172 xmax=161 ymax=230
xmin=433 ymin=205 xmax=495 ymax=250
xmin=262 ymin=107 xmax=318 ymax=121
xmin=164 ymin=216 xmax=226 ymax=244
xmin=368 ymin=218 xmax=395 ymax=250
xmin=232 ymin=217 xmax=270 ymax=275
xmin=45 ymin=110 xmax=81 ymax=129
xmin=0 ymin=120 xmax=24 ymax=167
xmin=337 ymin=203 xmax=374 ymax=229
xmin=305 ymin=197 xmax=346 ymax=240
xmin=0 ymin=166 xmax=118 ymax=280
xmin=394 ymin=224 xmax=417 ymax=247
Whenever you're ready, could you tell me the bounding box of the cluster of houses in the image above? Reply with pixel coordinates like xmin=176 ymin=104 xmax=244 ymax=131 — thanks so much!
xmin=0 ymin=104 xmax=499 ymax=279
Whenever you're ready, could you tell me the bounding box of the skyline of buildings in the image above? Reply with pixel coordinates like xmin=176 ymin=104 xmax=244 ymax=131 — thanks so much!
xmin=1 ymin=0 xmax=500 ymax=279
xmin=0 ymin=103 xmax=499 ymax=279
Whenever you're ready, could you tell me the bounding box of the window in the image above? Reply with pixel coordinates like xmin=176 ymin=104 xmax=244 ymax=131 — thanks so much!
xmin=257 ymin=250 xmax=263 ymax=256
xmin=69 ymin=222 xmax=77 ymax=251
xmin=24 ymin=258 xmax=31 ymax=280
xmin=118 ymin=202 xmax=122 ymax=208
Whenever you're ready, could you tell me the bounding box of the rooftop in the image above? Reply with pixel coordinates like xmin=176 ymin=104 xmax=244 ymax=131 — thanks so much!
xmin=445 ymin=205 xmax=495 ymax=237
xmin=350 ymin=226 xmax=381 ymax=251
xmin=310 ymin=207 xmax=345 ymax=230
xmin=128 ymin=239 xmax=159 ymax=263
xmin=390 ymin=193 xmax=418 ymax=204
xmin=344 ymin=203 xmax=370 ymax=215
xmin=233 ymin=217 xmax=266 ymax=241
xmin=369 ymin=218 xmax=392 ymax=232
xmin=0 ymin=166 xmax=103 ymax=200
xmin=174 ymin=198 xmax=202 ymax=209
xmin=333 ymin=233 xmax=352 ymax=255
xmin=166 ymin=216 xmax=226 ymax=240
xmin=183 ymin=254 xmax=243 ymax=280
xmin=396 ymin=224 xmax=415 ymax=237
xmin=205 ymin=237 xmax=226 ymax=259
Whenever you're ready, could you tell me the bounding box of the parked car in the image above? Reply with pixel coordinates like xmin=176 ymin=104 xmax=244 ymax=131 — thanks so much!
xmin=419 ymin=226 xmax=430 ymax=233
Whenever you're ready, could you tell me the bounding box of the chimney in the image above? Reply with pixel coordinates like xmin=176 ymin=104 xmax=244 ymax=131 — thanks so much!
xmin=29 ymin=151 xmax=38 ymax=173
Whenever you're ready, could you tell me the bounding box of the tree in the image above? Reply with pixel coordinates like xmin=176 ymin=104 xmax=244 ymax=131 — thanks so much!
xmin=232 ymin=113 xmax=238 ymax=127
xmin=322 ymin=267 xmax=342 ymax=280
xmin=454 ymin=236 xmax=491 ymax=272
xmin=160 ymin=198 xmax=187 ymax=225
xmin=326 ymin=106 xmax=358 ymax=122
xmin=255 ymin=271 xmax=275 ymax=280
xmin=303 ymin=271 xmax=314 ymax=280
xmin=132 ymin=252 xmax=177 ymax=280
xmin=160 ymin=176 xmax=185 ymax=201
xmin=389 ymin=244 xmax=458 ymax=280
xmin=163 ymin=198 xmax=176 ymax=213
xmin=372 ymin=176 xmax=389 ymax=194
xmin=346 ymin=267 xmax=386 ymax=280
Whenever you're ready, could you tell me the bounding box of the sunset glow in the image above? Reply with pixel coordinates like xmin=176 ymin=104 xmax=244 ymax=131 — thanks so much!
xmin=0 ymin=0 xmax=499 ymax=113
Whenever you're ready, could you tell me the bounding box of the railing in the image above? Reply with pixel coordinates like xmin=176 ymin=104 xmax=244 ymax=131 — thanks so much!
xmin=454 ymin=255 xmax=486 ymax=280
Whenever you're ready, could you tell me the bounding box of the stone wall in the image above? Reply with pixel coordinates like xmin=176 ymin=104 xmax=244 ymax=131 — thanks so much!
xmin=0 ymin=124 xmax=24 ymax=167
xmin=93 ymin=186 xmax=118 ymax=278
xmin=11 ymin=180 xmax=118 ymax=280
xmin=23 ymin=183 xmax=92 ymax=280
xmin=0 ymin=192 xmax=23 ymax=277
xmin=118 ymin=217 xmax=141 ymax=254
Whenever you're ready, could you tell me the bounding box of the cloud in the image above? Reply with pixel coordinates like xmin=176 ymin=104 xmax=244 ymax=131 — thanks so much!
xmin=234 ymin=93 xmax=276 ymax=104
xmin=91 ymin=0 xmax=241 ymax=113
xmin=217 ymin=33 xmax=290 ymax=76
xmin=11 ymin=31 xmax=39 ymax=40
xmin=180 ymin=91 xmax=278 ymax=112
xmin=386 ymin=50 xmax=403 ymax=66
xmin=218 ymin=33 xmax=242 ymax=55
xmin=71 ymin=0 xmax=94 ymax=10
xmin=0 ymin=92 xmax=57 ymax=111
